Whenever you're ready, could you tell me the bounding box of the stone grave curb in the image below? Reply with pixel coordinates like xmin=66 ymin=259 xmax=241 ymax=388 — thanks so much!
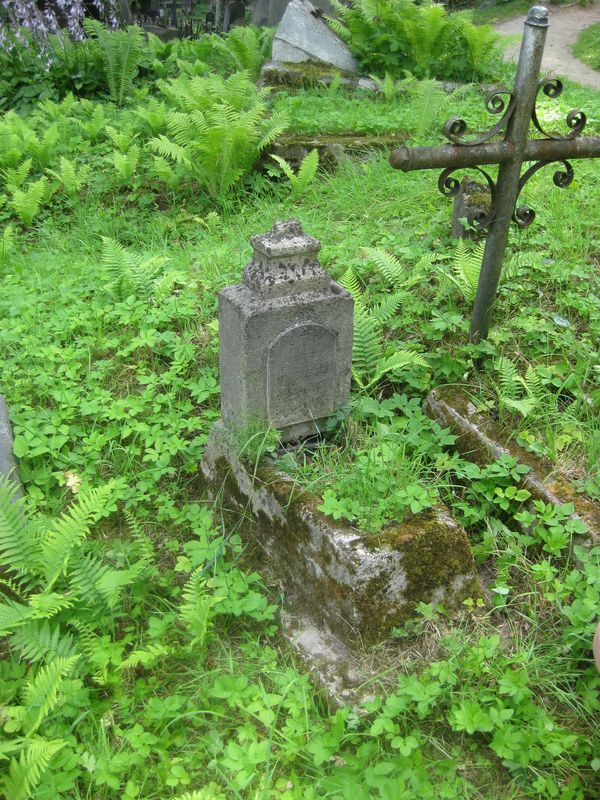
xmin=200 ymin=421 xmax=480 ymax=646
xmin=424 ymin=386 xmax=600 ymax=547
xmin=200 ymin=420 xmax=480 ymax=701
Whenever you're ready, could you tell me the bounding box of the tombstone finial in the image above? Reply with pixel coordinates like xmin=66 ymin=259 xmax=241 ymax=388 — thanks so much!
xmin=243 ymin=219 xmax=329 ymax=298
xmin=526 ymin=6 xmax=549 ymax=26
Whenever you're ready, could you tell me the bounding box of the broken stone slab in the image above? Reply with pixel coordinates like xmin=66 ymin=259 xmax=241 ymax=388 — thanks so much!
xmin=0 ymin=395 xmax=23 ymax=500
xmin=201 ymin=421 xmax=479 ymax=647
xmin=424 ymin=386 xmax=600 ymax=545
xmin=272 ymin=0 xmax=357 ymax=72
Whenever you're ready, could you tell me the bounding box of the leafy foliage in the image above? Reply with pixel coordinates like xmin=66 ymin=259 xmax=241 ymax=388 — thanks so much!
xmin=327 ymin=0 xmax=502 ymax=80
xmin=83 ymin=21 xmax=146 ymax=107
xmin=340 ymin=261 xmax=427 ymax=390
xmin=270 ymin=147 xmax=320 ymax=196
xmin=150 ymin=71 xmax=288 ymax=202
xmin=442 ymin=238 xmax=484 ymax=303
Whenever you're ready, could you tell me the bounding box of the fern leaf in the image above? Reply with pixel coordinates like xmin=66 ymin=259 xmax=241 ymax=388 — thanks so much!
xmin=338 ymin=267 xmax=365 ymax=310
xmin=179 ymin=569 xmax=218 ymax=649
xmin=10 ymin=620 xmax=77 ymax=664
xmin=352 ymin=311 xmax=381 ymax=387
xmin=293 ymin=148 xmax=319 ymax=195
xmin=362 ymin=349 xmax=427 ymax=391
xmin=41 ymin=485 xmax=113 ymax=590
xmin=371 ymin=292 xmax=402 ymax=325
xmin=0 ymin=478 xmax=33 ymax=575
xmin=120 ymin=643 xmax=171 ymax=671
xmin=0 ymin=599 xmax=33 ymax=635
xmin=2 ymin=738 xmax=65 ymax=800
xmin=363 ymin=247 xmax=408 ymax=289
xmin=269 ymin=154 xmax=295 ymax=182
xmin=495 ymin=356 xmax=519 ymax=402
xmin=21 ymin=655 xmax=79 ymax=735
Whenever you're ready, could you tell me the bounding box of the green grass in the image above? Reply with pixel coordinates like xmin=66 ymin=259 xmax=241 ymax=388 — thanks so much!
xmin=573 ymin=21 xmax=600 ymax=70
xmin=0 ymin=69 xmax=599 ymax=799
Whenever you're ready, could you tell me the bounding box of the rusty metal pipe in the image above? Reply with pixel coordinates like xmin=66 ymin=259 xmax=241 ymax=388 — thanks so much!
xmin=390 ymin=136 xmax=600 ymax=172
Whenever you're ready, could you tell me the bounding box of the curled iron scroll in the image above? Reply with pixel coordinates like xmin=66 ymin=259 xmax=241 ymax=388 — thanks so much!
xmin=531 ymin=78 xmax=587 ymax=139
xmin=438 ymin=166 xmax=497 ymax=229
xmin=443 ymin=89 xmax=515 ymax=146
xmin=512 ymin=159 xmax=574 ymax=227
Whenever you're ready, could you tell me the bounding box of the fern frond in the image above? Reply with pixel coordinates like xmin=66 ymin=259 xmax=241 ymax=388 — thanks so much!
xmin=149 ymin=135 xmax=192 ymax=166
xmin=495 ymin=356 xmax=519 ymax=402
xmin=362 ymin=247 xmax=408 ymax=289
xmin=0 ymin=478 xmax=33 ymax=575
xmin=2 ymin=738 xmax=65 ymax=800
xmin=293 ymin=148 xmax=319 ymax=194
xmin=95 ymin=560 xmax=149 ymax=611
xmin=352 ymin=311 xmax=381 ymax=384
xmin=21 ymin=655 xmax=79 ymax=735
xmin=120 ymin=643 xmax=171 ymax=671
xmin=358 ymin=349 xmax=427 ymax=391
xmin=10 ymin=621 xmax=77 ymax=664
xmin=0 ymin=599 xmax=33 ymax=635
xmin=338 ymin=267 xmax=365 ymax=310
xmin=179 ymin=569 xmax=217 ymax=649
xmin=371 ymin=292 xmax=402 ymax=325
xmin=450 ymin=239 xmax=483 ymax=302
xmin=29 ymin=592 xmax=74 ymax=620
xmin=41 ymin=484 xmax=113 ymax=589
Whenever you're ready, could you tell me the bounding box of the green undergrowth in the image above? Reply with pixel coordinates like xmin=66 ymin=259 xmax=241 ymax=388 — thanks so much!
xmin=0 ymin=69 xmax=599 ymax=798
xmin=573 ymin=22 xmax=600 ymax=71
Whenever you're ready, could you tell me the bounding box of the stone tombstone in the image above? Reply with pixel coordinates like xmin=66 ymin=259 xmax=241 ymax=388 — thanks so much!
xmin=219 ymin=220 xmax=353 ymax=441
xmin=271 ymin=0 xmax=357 ymax=72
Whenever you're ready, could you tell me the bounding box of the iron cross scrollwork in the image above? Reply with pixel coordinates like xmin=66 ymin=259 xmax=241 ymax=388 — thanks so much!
xmin=390 ymin=6 xmax=600 ymax=343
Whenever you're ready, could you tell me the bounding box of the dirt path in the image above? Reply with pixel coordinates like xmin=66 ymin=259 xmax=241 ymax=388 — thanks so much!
xmin=495 ymin=2 xmax=600 ymax=88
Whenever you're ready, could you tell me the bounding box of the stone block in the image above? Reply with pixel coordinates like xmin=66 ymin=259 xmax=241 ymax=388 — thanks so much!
xmin=272 ymin=0 xmax=357 ymax=72
xmin=219 ymin=220 xmax=353 ymax=442
xmin=424 ymin=386 xmax=600 ymax=545
xmin=200 ymin=421 xmax=479 ymax=647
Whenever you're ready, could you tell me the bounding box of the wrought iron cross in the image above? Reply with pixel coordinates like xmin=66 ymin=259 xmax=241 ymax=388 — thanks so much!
xmin=390 ymin=5 xmax=600 ymax=343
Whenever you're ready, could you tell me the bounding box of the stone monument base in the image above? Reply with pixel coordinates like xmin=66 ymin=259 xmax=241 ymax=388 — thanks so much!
xmin=201 ymin=421 xmax=479 ymax=655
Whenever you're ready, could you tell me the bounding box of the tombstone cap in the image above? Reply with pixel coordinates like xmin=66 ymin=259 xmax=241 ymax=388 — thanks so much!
xmin=250 ymin=220 xmax=322 ymax=258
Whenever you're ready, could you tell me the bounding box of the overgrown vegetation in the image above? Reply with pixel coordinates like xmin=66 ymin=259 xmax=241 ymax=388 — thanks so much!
xmin=0 ymin=14 xmax=599 ymax=800
xmin=327 ymin=0 xmax=503 ymax=81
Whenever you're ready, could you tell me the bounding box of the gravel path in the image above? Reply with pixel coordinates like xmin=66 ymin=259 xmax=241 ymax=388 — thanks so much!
xmin=495 ymin=2 xmax=600 ymax=88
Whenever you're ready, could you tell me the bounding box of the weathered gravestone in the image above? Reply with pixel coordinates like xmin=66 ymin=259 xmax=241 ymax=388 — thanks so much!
xmin=219 ymin=219 xmax=353 ymax=442
xmin=202 ymin=221 xmax=479 ymax=702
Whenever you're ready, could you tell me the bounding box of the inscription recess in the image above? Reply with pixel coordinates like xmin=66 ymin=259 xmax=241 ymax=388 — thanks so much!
xmin=267 ymin=323 xmax=337 ymax=428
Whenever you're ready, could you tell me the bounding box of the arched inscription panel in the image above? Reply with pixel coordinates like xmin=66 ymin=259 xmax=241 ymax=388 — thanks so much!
xmin=267 ymin=323 xmax=337 ymax=428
